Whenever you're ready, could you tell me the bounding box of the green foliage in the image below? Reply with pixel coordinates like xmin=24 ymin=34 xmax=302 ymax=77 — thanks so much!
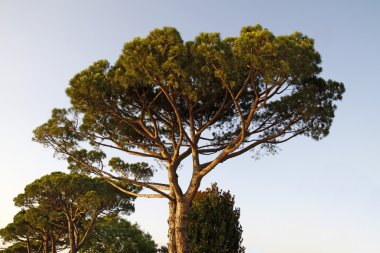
xmin=0 ymin=210 xmax=31 ymax=244
xmin=80 ymin=216 xmax=157 ymax=253
xmin=0 ymin=242 xmax=30 ymax=253
xmin=12 ymin=172 xmax=136 ymax=252
xmin=0 ymin=241 xmax=41 ymax=253
xmin=109 ymin=158 xmax=153 ymax=181
xmin=188 ymin=184 xmax=245 ymax=253
xmin=157 ymin=246 xmax=169 ymax=253
xmin=14 ymin=172 xmax=135 ymax=217
xmin=33 ymin=25 xmax=345 ymax=179
xmin=0 ymin=209 xmax=64 ymax=253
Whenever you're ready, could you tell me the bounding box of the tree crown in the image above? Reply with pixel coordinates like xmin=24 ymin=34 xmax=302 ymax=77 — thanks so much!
xmin=33 ymin=25 xmax=344 ymax=199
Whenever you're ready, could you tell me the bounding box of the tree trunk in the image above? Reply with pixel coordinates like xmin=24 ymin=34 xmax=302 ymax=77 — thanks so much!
xmin=43 ymin=238 xmax=48 ymax=253
xmin=50 ymin=235 xmax=56 ymax=253
xmin=51 ymin=243 xmax=56 ymax=253
xmin=68 ymin=221 xmax=78 ymax=253
xmin=69 ymin=243 xmax=78 ymax=253
xmin=168 ymin=199 xmax=177 ymax=253
xmin=166 ymin=163 xmax=200 ymax=253
xmin=26 ymin=237 xmax=31 ymax=253
xmin=174 ymin=199 xmax=191 ymax=253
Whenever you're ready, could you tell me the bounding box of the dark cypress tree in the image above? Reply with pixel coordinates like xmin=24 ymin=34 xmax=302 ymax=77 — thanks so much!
xmin=188 ymin=184 xmax=245 ymax=253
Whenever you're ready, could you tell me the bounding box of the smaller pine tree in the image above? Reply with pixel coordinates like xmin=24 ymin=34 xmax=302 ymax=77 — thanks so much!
xmin=188 ymin=183 xmax=245 ymax=253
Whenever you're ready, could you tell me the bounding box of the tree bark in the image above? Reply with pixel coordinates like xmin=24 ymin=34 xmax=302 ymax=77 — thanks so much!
xmin=174 ymin=199 xmax=191 ymax=253
xmin=26 ymin=237 xmax=31 ymax=253
xmin=43 ymin=238 xmax=48 ymax=253
xmin=168 ymin=198 xmax=177 ymax=253
xmin=50 ymin=235 xmax=56 ymax=253
xmin=68 ymin=221 xmax=78 ymax=253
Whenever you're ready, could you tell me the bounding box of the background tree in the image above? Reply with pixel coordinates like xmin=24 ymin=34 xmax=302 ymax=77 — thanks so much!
xmin=80 ymin=215 xmax=157 ymax=253
xmin=14 ymin=172 xmax=136 ymax=253
xmin=0 ymin=210 xmax=37 ymax=253
xmin=157 ymin=246 xmax=169 ymax=253
xmin=188 ymin=184 xmax=244 ymax=253
xmin=0 ymin=242 xmax=38 ymax=253
xmin=0 ymin=209 xmax=65 ymax=253
xmin=22 ymin=207 xmax=66 ymax=253
xmin=33 ymin=25 xmax=345 ymax=253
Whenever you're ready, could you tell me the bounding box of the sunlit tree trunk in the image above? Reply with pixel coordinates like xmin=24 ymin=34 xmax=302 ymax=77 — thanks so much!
xmin=167 ymin=160 xmax=202 ymax=253
xmin=68 ymin=221 xmax=78 ymax=253
xmin=43 ymin=237 xmax=48 ymax=253
xmin=50 ymin=234 xmax=57 ymax=253
xmin=168 ymin=198 xmax=177 ymax=253
xmin=26 ymin=237 xmax=31 ymax=253
xmin=174 ymin=198 xmax=191 ymax=253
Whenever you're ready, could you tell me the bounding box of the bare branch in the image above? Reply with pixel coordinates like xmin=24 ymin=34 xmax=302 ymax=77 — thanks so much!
xmin=102 ymin=177 xmax=169 ymax=199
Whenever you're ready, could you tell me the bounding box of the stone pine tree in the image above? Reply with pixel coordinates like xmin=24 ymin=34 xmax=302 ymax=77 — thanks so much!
xmin=0 ymin=210 xmax=36 ymax=253
xmin=0 ymin=242 xmax=31 ymax=253
xmin=14 ymin=172 xmax=136 ymax=253
xmin=0 ymin=209 xmax=58 ymax=253
xmin=33 ymin=25 xmax=345 ymax=253
xmin=188 ymin=184 xmax=244 ymax=253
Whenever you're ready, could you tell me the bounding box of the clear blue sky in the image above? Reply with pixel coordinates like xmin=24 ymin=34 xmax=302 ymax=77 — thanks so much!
xmin=1 ymin=1 xmax=379 ymax=252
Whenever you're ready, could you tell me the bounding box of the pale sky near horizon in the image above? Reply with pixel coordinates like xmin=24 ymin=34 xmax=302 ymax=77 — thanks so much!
xmin=1 ymin=1 xmax=379 ymax=252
